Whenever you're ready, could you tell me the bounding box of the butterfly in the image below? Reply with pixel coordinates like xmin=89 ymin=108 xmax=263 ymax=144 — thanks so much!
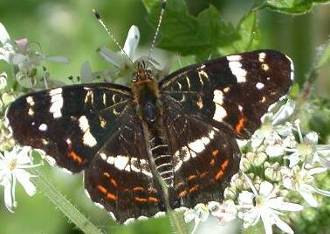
xmin=6 ymin=48 xmax=293 ymax=223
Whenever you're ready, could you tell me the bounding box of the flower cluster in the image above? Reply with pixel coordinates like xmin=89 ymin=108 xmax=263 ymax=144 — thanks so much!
xmin=0 ymin=22 xmax=68 ymax=89
xmin=184 ymin=100 xmax=330 ymax=234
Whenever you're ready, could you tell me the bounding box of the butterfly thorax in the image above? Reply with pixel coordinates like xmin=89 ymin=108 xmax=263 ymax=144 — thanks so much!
xmin=131 ymin=66 xmax=174 ymax=186
xmin=131 ymin=65 xmax=161 ymax=123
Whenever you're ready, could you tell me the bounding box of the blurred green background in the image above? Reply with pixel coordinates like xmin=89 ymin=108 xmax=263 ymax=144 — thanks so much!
xmin=0 ymin=0 xmax=329 ymax=234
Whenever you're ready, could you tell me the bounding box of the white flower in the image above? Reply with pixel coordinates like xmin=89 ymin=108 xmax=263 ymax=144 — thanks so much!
xmin=0 ymin=22 xmax=68 ymax=88
xmin=238 ymin=176 xmax=303 ymax=234
xmin=285 ymin=120 xmax=330 ymax=168
xmin=282 ymin=166 xmax=330 ymax=207
xmin=208 ymin=200 xmax=237 ymax=225
xmin=98 ymin=25 xmax=140 ymax=69
xmin=0 ymin=22 xmax=16 ymax=63
xmin=0 ymin=146 xmax=38 ymax=212
xmin=184 ymin=203 xmax=209 ymax=234
xmin=251 ymin=100 xmax=295 ymax=156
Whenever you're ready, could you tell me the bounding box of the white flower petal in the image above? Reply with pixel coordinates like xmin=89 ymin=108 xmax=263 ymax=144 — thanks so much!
xmin=299 ymin=190 xmax=318 ymax=207
xmin=0 ymin=48 xmax=11 ymax=62
xmin=276 ymin=124 xmax=293 ymax=137
xmin=261 ymin=211 xmax=273 ymax=234
xmin=315 ymin=145 xmax=330 ymax=152
xmin=272 ymin=100 xmax=295 ymax=125
xmin=80 ymin=61 xmax=93 ymax=83
xmin=16 ymin=147 xmax=33 ymax=165
xmin=273 ymin=214 xmax=294 ymax=234
xmin=259 ymin=181 xmax=273 ymax=197
xmin=304 ymin=132 xmax=318 ymax=144
xmin=318 ymin=156 xmax=330 ymax=168
xmin=123 ymin=25 xmax=140 ymax=59
xmin=282 ymin=176 xmax=294 ymax=190
xmin=266 ymin=144 xmax=285 ymax=157
xmin=0 ymin=22 xmax=11 ymax=44
xmin=269 ymin=198 xmax=303 ymax=212
xmin=238 ymin=191 xmax=254 ymax=205
xmin=302 ymin=183 xmax=330 ymax=197
xmin=15 ymin=169 xmax=36 ymax=196
xmin=98 ymin=46 xmax=122 ymax=67
xmin=287 ymin=152 xmax=300 ymax=168
xmin=184 ymin=209 xmax=196 ymax=223
xmin=209 ymin=200 xmax=237 ymax=224
xmin=308 ymin=167 xmax=327 ymax=176
xmin=239 ymin=208 xmax=260 ymax=227
xmin=251 ymin=133 xmax=264 ymax=149
xmin=3 ymin=178 xmax=15 ymax=212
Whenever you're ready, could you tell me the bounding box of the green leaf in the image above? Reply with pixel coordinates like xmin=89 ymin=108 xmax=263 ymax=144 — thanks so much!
xmin=219 ymin=11 xmax=261 ymax=55
xmin=142 ymin=0 xmax=157 ymax=13
xmin=265 ymin=0 xmax=330 ymax=14
xmin=145 ymin=0 xmax=238 ymax=60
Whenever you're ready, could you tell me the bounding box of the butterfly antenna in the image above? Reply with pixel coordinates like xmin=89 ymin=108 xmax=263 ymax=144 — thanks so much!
xmin=147 ymin=0 xmax=167 ymax=60
xmin=93 ymin=9 xmax=134 ymax=65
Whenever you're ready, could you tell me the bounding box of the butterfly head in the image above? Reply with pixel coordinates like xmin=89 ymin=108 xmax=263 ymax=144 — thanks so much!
xmin=133 ymin=60 xmax=154 ymax=82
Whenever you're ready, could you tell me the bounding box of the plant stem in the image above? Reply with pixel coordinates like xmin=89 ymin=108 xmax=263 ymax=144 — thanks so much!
xmin=32 ymin=168 xmax=104 ymax=234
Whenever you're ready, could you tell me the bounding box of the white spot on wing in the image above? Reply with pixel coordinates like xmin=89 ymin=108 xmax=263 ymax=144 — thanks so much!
xmin=114 ymin=155 xmax=129 ymax=170
xmin=78 ymin=116 xmax=97 ymax=147
xmin=79 ymin=116 xmax=89 ymax=132
xmin=238 ymin=105 xmax=243 ymax=112
xmin=38 ymin=123 xmax=48 ymax=131
xmin=28 ymin=108 xmax=34 ymax=116
xmin=213 ymin=90 xmax=224 ymax=105
xmin=256 ymin=82 xmax=265 ymax=90
xmin=285 ymin=54 xmax=295 ymax=81
xmin=173 ymin=130 xmax=216 ymax=171
xmin=100 ymin=153 xmax=107 ymax=161
xmin=84 ymin=90 xmax=94 ymax=104
xmin=258 ymin=52 xmax=266 ymax=62
xmin=107 ymin=156 xmax=115 ymax=165
xmin=83 ymin=131 xmax=97 ymax=147
xmin=228 ymin=60 xmax=247 ymax=83
xmin=185 ymin=76 xmax=191 ymax=89
xmin=213 ymin=103 xmax=227 ymax=122
xmin=49 ymin=88 xmax=63 ymax=96
xmin=262 ymin=63 xmax=269 ymax=71
xmin=26 ymin=96 xmax=35 ymax=106
xmin=49 ymin=88 xmax=63 ymax=119
xmin=227 ymin=55 xmax=242 ymax=61
xmin=198 ymin=69 xmax=208 ymax=85
xmin=223 ymin=87 xmax=230 ymax=93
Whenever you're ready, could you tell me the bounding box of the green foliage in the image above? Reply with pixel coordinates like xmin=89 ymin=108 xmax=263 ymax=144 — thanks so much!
xmin=145 ymin=0 xmax=238 ymax=60
xmin=218 ymin=11 xmax=260 ymax=55
xmin=265 ymin=0 xmax=330 ymax=14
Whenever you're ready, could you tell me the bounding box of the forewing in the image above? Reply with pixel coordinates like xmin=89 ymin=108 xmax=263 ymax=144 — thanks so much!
xmin=160 ymin=50 xmax=293 ymax=138
xmin=162 ymin=98 xmax=240 ymax=207
xmin=6 ymin=83 xmax=132 ymax=172
xmin=85 ymin=109 xmax=164 ymax=223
